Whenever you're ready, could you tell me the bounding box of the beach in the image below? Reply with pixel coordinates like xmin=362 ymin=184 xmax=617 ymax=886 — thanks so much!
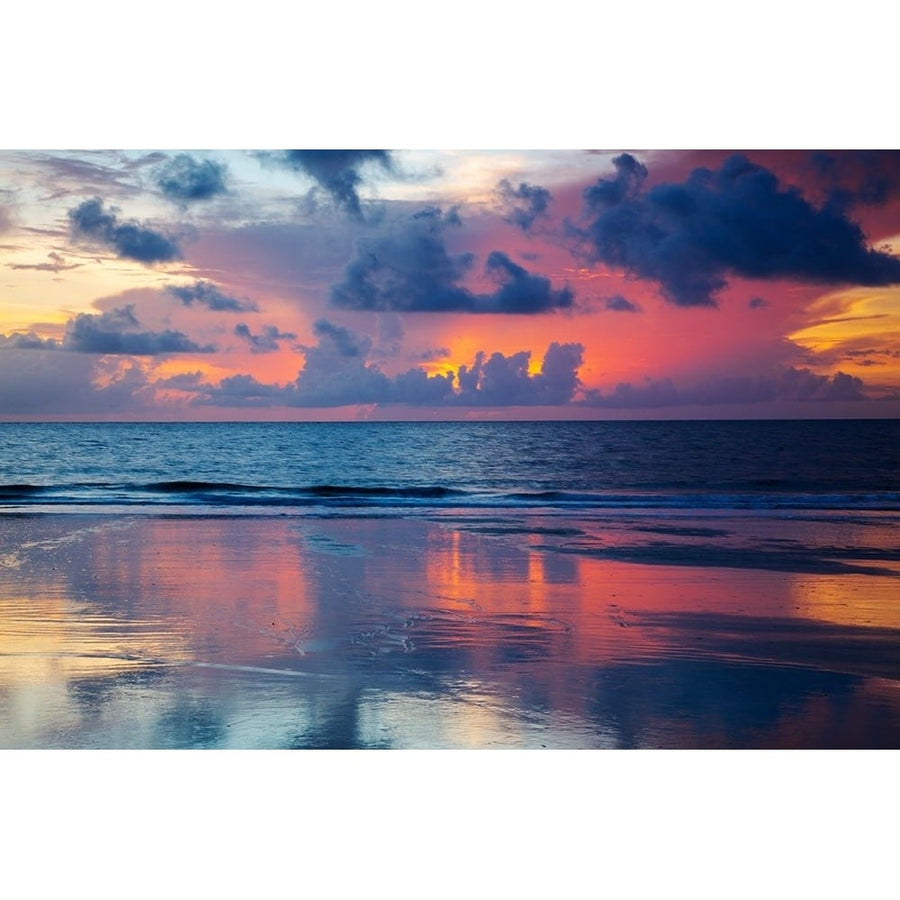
xmin=3 ymin=506 xmax=900 ymax=748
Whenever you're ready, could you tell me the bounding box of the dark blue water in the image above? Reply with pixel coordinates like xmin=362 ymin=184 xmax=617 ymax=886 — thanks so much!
xmin=2 ymin=419 xmax=900 ymax=512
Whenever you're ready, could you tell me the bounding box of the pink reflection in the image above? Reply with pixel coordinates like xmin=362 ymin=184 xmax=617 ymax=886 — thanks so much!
xmin=2 ymin=511 xmax=900 ymax=748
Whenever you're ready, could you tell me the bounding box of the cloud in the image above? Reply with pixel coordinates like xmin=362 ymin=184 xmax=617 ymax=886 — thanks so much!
xmin=331 ymin=207 xmax=573 ymax=313
xmin=0 ymin=331 xmax=60 ymax=350
xmin=748 ymin=296 xmax=768 ymax=310
xmin=23 ymin=152 xmax=144 ymax=201
xmin=0 ymin=203 xmax=14 ymax=234
xmin=285 ymin=319 xmax=392 ymax=406
xmin=234 ymin=323 xmax=297 ymax=354
xmin=186 ymin=318 xmax=583 ymax=409
xmin=63 ymin=306 xmax=214 ymax=355
xmin=331 ymin=206 xmax=474 ymax=311
xmin=8 ymin=251 xmax=81 ymax=273
xmin=167 ymin=280 xmax=258 ymax=312
xmin=582 ymin=367 xmax=866 ymax=408
xmin=200 ymin=373 xmax=286 ymax=407
xmin=496 ymin=179 xmax=552 ymax=231
xmin=0 ymin=347 xmax=153 ymax=415
xmin=373 ymin=312 xmax=405 ymax=357
xmin=270 ymin=150 xmax=394 ymax=218
xmin=482 ymin=251 xmax=574 ymax=313
xmin=572 ymin=153 xmax=900 ymax=307
xmin=153 ymin=154 xmax=228 ymax=204
xmin=456 ymin=342 xmax=584 ymax=406
xmin=841 ymin=348 xmax=900 ymax=367
xmin=604 ymin=294 xmax=641 ymax=313
xmin=411 ymin=346 xmax=451 ymax=362
xmin=810 ymin=150 xmax=900 ymax=208
xmin=157 ymin=370 xmax=208 ymax=391
xmin=68 ymin=197 xmax=181 ymax=264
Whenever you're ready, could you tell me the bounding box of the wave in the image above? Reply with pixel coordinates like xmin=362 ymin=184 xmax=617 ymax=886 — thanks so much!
xmin=0 ymin=484 xmax=49 ymax=499
xmin=140 ymin=481 xmax=465 ymax=500
xmin=2 ymin=479 xmax=900 ymax=513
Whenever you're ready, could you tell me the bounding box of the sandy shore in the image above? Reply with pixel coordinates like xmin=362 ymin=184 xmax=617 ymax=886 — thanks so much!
xmin=2 ymin=510 xmax=900 ymax=748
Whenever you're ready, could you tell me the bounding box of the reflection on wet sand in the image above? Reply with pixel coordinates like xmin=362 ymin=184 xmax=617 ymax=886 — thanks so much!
xmin=2 ymin=511 xmax=900 ymax=748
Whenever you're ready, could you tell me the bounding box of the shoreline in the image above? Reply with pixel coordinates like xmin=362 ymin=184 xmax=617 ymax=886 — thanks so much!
xmin=2 ymin=510 xmax=899 ymax=748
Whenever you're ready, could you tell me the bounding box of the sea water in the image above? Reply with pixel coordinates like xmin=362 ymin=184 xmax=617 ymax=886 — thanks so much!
xmin=2 ymin=419 xmax=900 ymax=748
xmin=2 ymin=419 xmax=900 ymax=512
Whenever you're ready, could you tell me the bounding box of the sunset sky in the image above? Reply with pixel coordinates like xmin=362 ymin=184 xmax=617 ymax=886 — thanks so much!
xmin=2 ymin=148 xmax=900 ymax=420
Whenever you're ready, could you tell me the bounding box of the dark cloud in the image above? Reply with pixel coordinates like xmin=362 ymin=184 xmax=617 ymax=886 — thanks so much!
xmin=234 ymin=323 xmax=297 ymax=354
xmin=331 ymin=206 xmax=474 ymax=312
xmin=810 ymin=150 xmax=900 ymax=208
xmin=390 ymin=367 xmax=456 ymax=404
xmin=153 ymin=154 xmax=228 ymax=204
xmin=604 ymin=294 xmax=641 ymax=313
xmin=189 ymin=318 xmax=582 ymax=409
xmin=167 ymin=280 xmax=258 ymax=312
xmin=307 ymin=318 xmax=368 ymax=357
xmin=456 ymin=342 xmax=583 ymax=406
xmin=748 ymin=296 xmax=768 ymax=310
xmin=68 ymin=197 xmax=181 ymax=264
xmin=8 ymin=251 xmax=81 ymax=273
xmin=582 ymin=367 xmax=866 ymax=408
xmin=497 ymin=179 xmax=552 ymax=232
xmin=482 ymin=251 xmax=574 ymax=313
xmin=0 ymin=331 xmax=60 ymax=350
xmin=573 ymin=153 xmax=900 ymax=307
xmin=63 ymin=306 xmax=214 ymax=355
xmin=331 ymin=207 xmax=573 ymax=314
xmin=271 ymin=150 xmax=394 ymax=218
xmin=583 ymin=152 xmax=648 ymax=206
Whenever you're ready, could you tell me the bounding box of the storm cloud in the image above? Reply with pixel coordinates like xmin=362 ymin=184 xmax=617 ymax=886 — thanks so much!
xmin=573 ymin=153 xmax=900 ymax=307
xmin=497 ymin=179 xmax=552 ymax=232
xmin=167 ymin=280 xmax=258 ymax=312
xmin=271 ymin=150 xmax=394 ymax=218
xmin=153 ymin=154 xmax=228 ymax=204
xmin=68 ymin=197 xmax=181 ymax=264
xmin=331 ymin=207 xmax=573 ymax=313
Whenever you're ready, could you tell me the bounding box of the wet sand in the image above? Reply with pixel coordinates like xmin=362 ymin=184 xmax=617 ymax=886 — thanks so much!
xmin=2 ymin=509 xmax=900 ymax=748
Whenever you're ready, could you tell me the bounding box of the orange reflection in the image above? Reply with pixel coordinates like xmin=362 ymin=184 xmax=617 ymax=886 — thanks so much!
xmin=3 ymin=512 xmax=900 ymax=747
xmin=0 ymin=593 xmax=186 ymax=686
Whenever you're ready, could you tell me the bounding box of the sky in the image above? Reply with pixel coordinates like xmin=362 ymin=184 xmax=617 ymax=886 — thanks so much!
xmin=1 ymin=148 xmax=900 ymax=420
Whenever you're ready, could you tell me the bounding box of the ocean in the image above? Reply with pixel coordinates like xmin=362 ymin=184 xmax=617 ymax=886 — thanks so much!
xmin=3 ymin=418 xmax=900 ymax=512
xmin=2 ymin=419 xmax=900 ymax=749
